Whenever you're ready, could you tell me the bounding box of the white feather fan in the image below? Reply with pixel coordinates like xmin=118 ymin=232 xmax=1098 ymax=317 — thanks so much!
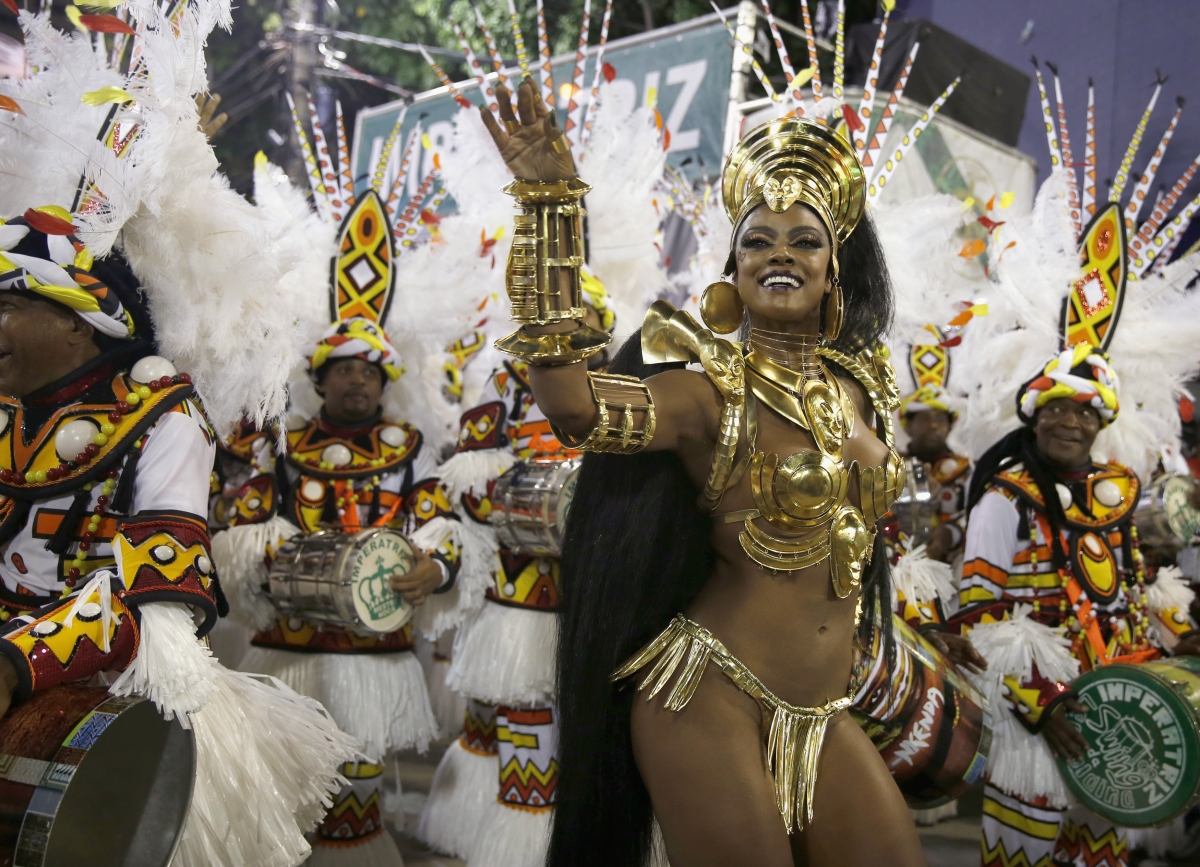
xmin=0 ymin=4 xmax=326 ymax=438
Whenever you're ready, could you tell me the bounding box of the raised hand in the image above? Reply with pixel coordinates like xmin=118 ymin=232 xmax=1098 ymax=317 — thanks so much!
xmin=480 ymin=76 xmax=576 ymax=182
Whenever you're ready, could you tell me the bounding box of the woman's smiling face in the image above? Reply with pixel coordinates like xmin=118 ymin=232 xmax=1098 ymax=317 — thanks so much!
xmin=733 ymin=202 xmax=833 ymax=330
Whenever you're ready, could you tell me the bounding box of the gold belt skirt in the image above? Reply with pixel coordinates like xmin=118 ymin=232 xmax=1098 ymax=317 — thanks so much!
xmin=612 ymin=615 xmax=851 ymax=833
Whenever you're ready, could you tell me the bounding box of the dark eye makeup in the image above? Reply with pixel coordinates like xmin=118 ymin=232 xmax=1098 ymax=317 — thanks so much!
xmin=739 ymin=228 xmax=825 ymax=250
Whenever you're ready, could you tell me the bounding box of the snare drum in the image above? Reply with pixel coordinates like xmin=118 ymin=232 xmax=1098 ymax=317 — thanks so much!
xmin=267 ymin=527 xmax=416 ymax=634
xmin=890 ymin=459 xmax=943 ymax=549
xmin=1060 ymin=656 xmax=1200 ymax=827
xmin=1135 ymin=474 xmax=1200 ymax=551
xmin=491 ymin=457 xmax=583 ymax=557
xmin=853 ymin=616 xmax=992 ymax=807
xmin=0 ymin=684 xmax=194 ymax=867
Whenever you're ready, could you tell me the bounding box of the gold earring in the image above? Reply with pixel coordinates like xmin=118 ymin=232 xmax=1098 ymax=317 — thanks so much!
xmin=823 ymin=278 xmax=843 ymax=341
xmin=700 ymin=280 xmax=744 ymax=334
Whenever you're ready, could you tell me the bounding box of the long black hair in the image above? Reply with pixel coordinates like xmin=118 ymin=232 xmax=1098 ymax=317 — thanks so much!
xmin=551 ymin=333 xmax=712 ymax=867
xmin=550 ymin=208 xmax=897 ymax=867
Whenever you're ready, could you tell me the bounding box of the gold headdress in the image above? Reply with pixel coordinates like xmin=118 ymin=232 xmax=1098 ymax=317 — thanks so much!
xmin=721 ymin=118 xmax=866 ymax=272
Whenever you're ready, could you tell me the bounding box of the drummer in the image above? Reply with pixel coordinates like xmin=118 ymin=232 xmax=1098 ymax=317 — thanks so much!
xmin=894 ymin=383 xmax=970 ymax=567
xmin=416 ymin=279 xmax=613 ymax=866
xmin=0 ymin=215 xmax=352 ymax=864
xmin=883 ymin=336 xmax=976 ymax=642
xmin=954 ymin=347 xmax=1200 ymax=867
xmin=214 ymin=314 xmax=470 ymax=864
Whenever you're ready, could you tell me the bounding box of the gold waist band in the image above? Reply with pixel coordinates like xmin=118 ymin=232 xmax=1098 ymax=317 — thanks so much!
xmin=612 ymin=615 xmax=851 ymax=833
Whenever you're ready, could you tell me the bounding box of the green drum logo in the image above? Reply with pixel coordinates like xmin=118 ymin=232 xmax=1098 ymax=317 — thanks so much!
xmin=1061 ymin=667 xmax=1199 ymax=826
xmin=352 ymin=532 xmax=414 ymax=633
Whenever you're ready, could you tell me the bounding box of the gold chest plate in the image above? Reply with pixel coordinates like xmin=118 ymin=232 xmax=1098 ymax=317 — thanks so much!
xmin=734 ymin=350 xmax=903 ymax=595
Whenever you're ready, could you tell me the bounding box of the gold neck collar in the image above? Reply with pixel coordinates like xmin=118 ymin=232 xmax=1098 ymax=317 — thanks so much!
xmin=747 ymin=328 xmax=822 ymax=381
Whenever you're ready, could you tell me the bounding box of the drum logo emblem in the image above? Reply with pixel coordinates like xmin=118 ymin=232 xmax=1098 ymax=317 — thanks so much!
xmin=352 ymin=534 xmax=414 ymax=631
xmin=893 ymin=687 xmax=943 ymax=767
xmin=1067 ymin=677 xmax=1188 ymax=818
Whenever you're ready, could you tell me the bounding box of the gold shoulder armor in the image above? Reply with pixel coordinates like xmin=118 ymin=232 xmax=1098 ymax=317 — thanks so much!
xmin=641 ymin=301 xmax=745 ymax=511
xmin=641 ymin=301 xmax=745 ymax=403
xmin=817 ymin=345 xmax=899 ymax=447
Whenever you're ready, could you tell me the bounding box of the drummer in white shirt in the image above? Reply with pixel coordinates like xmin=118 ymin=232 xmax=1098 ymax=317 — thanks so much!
xmin=212 ymin=314 xmax=484 ymax=867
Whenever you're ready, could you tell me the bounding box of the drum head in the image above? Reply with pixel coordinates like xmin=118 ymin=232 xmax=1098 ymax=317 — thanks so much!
xmin=554 ymin=460 xmax=583 ymax=539
xmin=48 ymin=698 xmax=194 ymax=867
xmin=1060 ymin=660 xmax=1200 ymax=827
xmin=1164 ymin=475 xmax=1200 ymax=542
xmin=351 ymin=529 xmax=415 ymax=633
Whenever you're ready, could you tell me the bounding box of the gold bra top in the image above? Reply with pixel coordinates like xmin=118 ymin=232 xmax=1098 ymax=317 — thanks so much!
xmin=641 ymin=302 xmax=904 ymax=598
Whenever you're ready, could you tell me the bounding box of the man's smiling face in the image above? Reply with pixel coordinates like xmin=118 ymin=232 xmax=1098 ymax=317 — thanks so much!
xmin=1034 ymin=397 xmax=1101 ymax=469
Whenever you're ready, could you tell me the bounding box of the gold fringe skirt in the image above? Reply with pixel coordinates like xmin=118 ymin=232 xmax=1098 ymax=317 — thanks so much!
xmin=612 ymin=615 xmax=851 ymax=833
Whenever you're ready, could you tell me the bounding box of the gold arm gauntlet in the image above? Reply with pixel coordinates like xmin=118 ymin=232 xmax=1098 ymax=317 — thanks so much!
xmin=551 ymin=372 xmax=656 ymax=454
xmin=495 ymin=178 xmax=610 ymax=365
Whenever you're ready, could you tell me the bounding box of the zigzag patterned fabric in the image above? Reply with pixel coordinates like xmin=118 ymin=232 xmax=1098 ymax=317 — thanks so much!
xmin=981 ymin=783 xmax=1129 ymax=867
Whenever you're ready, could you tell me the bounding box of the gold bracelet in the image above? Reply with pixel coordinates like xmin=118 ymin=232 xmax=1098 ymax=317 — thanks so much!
xmin=503 ymin=177 xmax=589 ymax=324
xmin=551 ymin=372 xmax=656 ymax=454
xmin=496 ymin=177 xmax=609 ymax=363
xmin=495 ymin=326 xmax=611 ymax=366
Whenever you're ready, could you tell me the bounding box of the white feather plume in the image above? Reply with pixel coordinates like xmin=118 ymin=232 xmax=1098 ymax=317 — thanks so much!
xmin=577 ymin=97 xmax=669 ymax=343
xmin=380 ymin=108 xmax=515 ymax=451
xmin=953 ymin=170 xmax=1200 ymax=479
xmin=0 ymin=3 xmax=321 ymax=438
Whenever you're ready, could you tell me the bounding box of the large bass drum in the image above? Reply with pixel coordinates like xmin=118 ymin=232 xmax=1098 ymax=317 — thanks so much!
xmin=1059 ymin=656 xmax=1200 ymax=827
xmin=853 ymin=616 xmax=992 ymax=807
xmin=267 ymin=527 xmax=415 ymax=634
xmin=0 ymin=684 xmax=194 ymax=866
xmin=490 ymin=456 xmax=582 ymax=557
xmin=1135 ymin=474 xmax=1200 ymax=552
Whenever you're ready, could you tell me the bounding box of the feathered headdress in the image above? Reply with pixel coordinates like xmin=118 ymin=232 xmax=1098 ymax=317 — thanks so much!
xmin=284 ymin=95 xmax=422 ymax=385
xmin=899 ymin=324 xmax=956 ymax=421
xmin=399 ymin=1 xmax=666 ymax=444
xmin=0 ymin=2 xmax=322 ymax=437
xmin=713 ymin=0 xmax=961 ymax=205
xmin=954 ymin=62 xmax=1200 ymax=479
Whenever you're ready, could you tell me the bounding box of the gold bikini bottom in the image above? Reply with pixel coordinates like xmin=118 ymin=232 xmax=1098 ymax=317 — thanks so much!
xmin=612 ymin=615 xmax=852 ymax=833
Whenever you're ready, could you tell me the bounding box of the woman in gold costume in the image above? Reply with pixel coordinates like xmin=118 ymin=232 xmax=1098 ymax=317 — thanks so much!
xmin=480 ymin=78 xmax=924 ymax=867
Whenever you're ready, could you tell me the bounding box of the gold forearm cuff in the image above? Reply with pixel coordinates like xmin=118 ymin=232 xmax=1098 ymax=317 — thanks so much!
xmin=552 ymin=372 xmax=656 ymax=453
xmin=494 ymin=324 xmax=611 ymax=366
xmin=504 ymin=177 xmax=591 ymax=326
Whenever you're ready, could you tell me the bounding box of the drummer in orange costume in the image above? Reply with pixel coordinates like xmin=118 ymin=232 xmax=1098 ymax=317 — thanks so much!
xmin=883 ymin=327 xmax=979 ymax=642
xmin=955 ymin=345 xmax=1200 ymax=867
xmin=214 ymin=318 xmax=465 ymax=865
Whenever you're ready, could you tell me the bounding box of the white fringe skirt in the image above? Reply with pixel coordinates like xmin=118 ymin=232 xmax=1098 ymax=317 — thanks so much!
xmin=416 ymin=737 xmax=501 ymax=860
xmin=446 ymin=601 xmax=557 ymax=706
xmin=240 ymin=646 xmax=439 ymax=760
